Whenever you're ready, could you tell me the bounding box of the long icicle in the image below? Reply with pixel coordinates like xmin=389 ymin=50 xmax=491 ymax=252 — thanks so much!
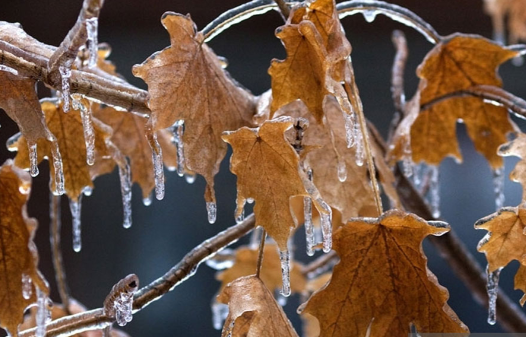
xmin=304 ymin=167 xmax=315 ymax=256
xmin=487 ymin=265 xmax=503 ymax=325
xmin=69 ymin=196 xmax=83 ymax=253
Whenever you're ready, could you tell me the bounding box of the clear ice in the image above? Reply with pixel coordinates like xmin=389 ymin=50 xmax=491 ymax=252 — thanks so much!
xmin=319 ymin=201 xmax=333 ymax=253
xmin=211 ymin=301 xmax=229 ymax=330
xmin=171 ymin=120 xmax=185 ymax=177
xmin=59 ymin=65 xmax=71 ymax=112
xmin=429 ymin=166 xmax=440 ymax=218
xmin=363 ymin=9 xmax=378 ymax=23
xmin=344 ymin=112 xmax=357 ymax=148
xmin=279 ymin=249 xmax=291 ymax=297
xmin=143 ymin=194 xmax=152 ymax=207
xmin=337 ymin=160 xmax=347 ymax=182
xmin=22 ymin=273 xmax=32 ymax=300
xmin=235 ymin=199 xmax=245 ymax=224
xmin=275 ymin=289 xmax=288 ymax=306
xmin=86 ymin=18 xmax=99 ymax=68
xmin=28 ymin=141 xmax=39 ymax=177
xmin=486 ymin=265 xmax=502 ymax=325
xmin=150 ymin=133 xmax=165 ymax=200
xmin=50 ymin=140 xmax=65 ymax=195
xmin=355 ymin=129 xmax=365 ymax=167
xmin=35 ymin=288 xmax=49 ymax=337
xmin=119 ymin=162 xmax=132 ymax=228
xmin=79 ymin=100 xmax=95 ymax=165
xmin=304 ymin=196 xmax=315 ymax=256
xmin=70 ymin=196 xmax=82 ymax=252
xmin=185 ymin=172 xmax=196 ymax=184
xmin=402 ymin=137 xmax=413 ymax=177
xmin=207 ymin=202 xmax=217 ymax=224
xmin=114 ymin=292 xmax=134 ymax=326
xmin=492 ymin=167 xmax=505 ymax=210
xmin=205 ymin=248 xmax=234 ymax=270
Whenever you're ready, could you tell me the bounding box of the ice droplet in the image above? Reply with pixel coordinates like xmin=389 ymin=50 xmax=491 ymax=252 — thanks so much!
xmin=429 ymin=166 xmax=440 ymax=218
xmin=363 ymin=9 xmax=378 ymax=23
xmin=207 ymin=202 xmax=217 ymax=224
xmin=50 ymin=139 xmax=65 ymax=195
xmin=304 ymin=196 xmax=315 ymax=256
xmin=119 ymin=161 xmax=132 ymax=229
xmin=142 ymin=195 xmax=152 ymax=207
xmin=319 ymin=201 xmax=333 ymax=253
xmin=344 ymin=112 xmax=357 ymax=148
xmin=149 ymin=133 xmax=165 ymax=200
xmin=211 ymin=301 xmax=229 ymax=330
xmin=275 ymin=289 xmax=288 ymax=306
xmin=171 ymin=120 xmax=185 ymax=177
xmin=59 ymin=65 xmax=71 ymax=112
xmin=493 ymin=167 xmax=505 ymax=210
xmin=402 ymin=137 xmax=413 ymax=177
xmin=114 ymin=292 xmax=134 ymax=326
xmin=28 ymin=141 xmax=39 ymax=177
xmin=279 ymin=249 xmax=291 ymax=297
xmin=355 ymin=130 xmax=365 ymax=167
xmin=36 ymin=288 xmax=50 ymax=337
xmin=247 ymin=198 xmax=254 ymax=204
xmin=86 ymin=17 xmax=99 ymax=68
xmin=512 ymin=55 xmax=524 ymax=67
xmin=337 ymin=160 xmax=347 ymax=182
xmin=486 ymin=265 xmax=502 ymax=325
xmin=21 ymin=273 xmax=32 ymax=300
xmin=184 ymin=172 xmax=196 ymax=184
xmin=83 ymin=186 xmax=93 ymax=196
xmin=70 ymin=196 xmax=82 ymax=252
xmin=235 ymin=199 xmax=245 ymax=224
xmin=79 ymin=100 xmax=95 ymax=165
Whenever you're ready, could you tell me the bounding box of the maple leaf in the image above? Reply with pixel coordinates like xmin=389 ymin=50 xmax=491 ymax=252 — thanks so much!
xmin=216 ymin=243 xmax=306 ymax=295
xmin=222 ymin=118 xmax=330 ymax=251
xmin=300 ymin=210 xmax=468 ymax=336
xmin=475 ymin=207 xmax=526 ymax=305
xmin=498 ymin=132 xmax=526 ymax=202
xmin=390 ymin=34 xmax=517 ymax=169
xmin=132 ymin=12 xmax=255 ymax=203
xmin=217 ymin=275 xmax=299 ymax=337
xmin=13 ymin=101 xmax=114 ymax=201
xmin=0 ymin=160 xmax=48 ymax=337
xmin=93 ymin=105 xmax=177 ymax=199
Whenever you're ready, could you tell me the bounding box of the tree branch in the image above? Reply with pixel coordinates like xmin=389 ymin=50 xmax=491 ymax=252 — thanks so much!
xmin=388 ymin=29 xmax=408 ymax=143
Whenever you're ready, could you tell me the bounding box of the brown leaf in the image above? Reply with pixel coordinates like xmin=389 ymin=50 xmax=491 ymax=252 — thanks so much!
xmin=484 ymin=0 xmax=526 ymax=44
xmin=301 ymin=273 xmax=332 ymax=337
xmin=0 ymin=160 xmax=48 ymax=337
xmin=93 ymin=105 xmax=177 ymax=199
xmin=216 ymin=243 xmax=306 ymax=295
xmin=390 ymin=34 xmax=517 ymax=169
xmin=13 ymin=101 xmax=114 ymax=201
xmin=300 ymin=210 xmax=468 ymax=336
xmin=475 ymin=206 xmax=526 ymax=305
xmin=218 ymin=275 xmax=299 ymax=337
xmin=498 ymin=133 xmax=526 ymax=202
xmin=133 ymin=13 xmax=255 ymax=203
xmin=222 ymin=118 xmax=329 ymax=251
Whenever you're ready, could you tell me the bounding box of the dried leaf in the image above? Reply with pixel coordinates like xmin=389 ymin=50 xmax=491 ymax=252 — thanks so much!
xmin=216 ymin=243 xmax=306 ymax=295
xmin=484 ymin=0 xmax=526 ymax=44
xmin=222 ymin=118 xmax=328 ymax=251
xmin=218 ymin=275 xmax=299 ymax=337
xmin=475 ymin=206 xmax=526 ymax=305
xmin=133 ymin=13 xmax=255 ymax=203
xmin=93 ymin=105 xmax=177 ymax=199
xmin=300 ymin=210 xmax=468 ymax=336
xmin=13 ymin=101 xmax=114 ymax=201
xmin=498 ymin=133 xmax=526 ymax=202
xmin=0 ymin=160 xmax=48 ymax=337
xmin=301 ymin=273 xmax=332 ymax=337
xmin=390 ymin=34 xmax=517 ymax=169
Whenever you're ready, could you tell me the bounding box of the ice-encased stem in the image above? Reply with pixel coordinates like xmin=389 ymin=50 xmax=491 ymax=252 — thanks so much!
xmin=50 ymin=139 xmax=65 ymax=195
xmin=69 ymin=196 xmax=82 ymax=252
xmin=22 ymin=273 xmax=32 ymax=300
xmin=28 ymin=141 xmax=39 ymax=177
xmin=118 ymin=161 xmax=132 ymax=228
xmin=429 ymin=165 xmax=440 ymax=218
xmin=207 ymin=202 xmax=217 ymax=224
xmin=79 ymin=100 xmax=95 ymax=165
xmin=36 ymin=288 xmax=48 ymax=337
xmin=487 ymin=265 xmax=502 ymax=325
xmin=493 ymin=167 xmax=505 ymax=210
xmin=279 ymin=249 xmax=291 ymax=297
xmin=59 ymin=65 xmax=72 ymax=112
xmin=86 ymin=17 xmax=98 ymax=68
xmin=211 ymin=301 xmax=229 ymax=330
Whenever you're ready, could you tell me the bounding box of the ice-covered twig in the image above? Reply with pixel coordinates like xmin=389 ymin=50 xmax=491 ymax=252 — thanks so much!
xmin=301 ymin=250 xmax=338 ymax=278
xmin=389 ymin=30 xmax=408 ymax=136
xmin=50 ymin=194 xmax=71 ymax=314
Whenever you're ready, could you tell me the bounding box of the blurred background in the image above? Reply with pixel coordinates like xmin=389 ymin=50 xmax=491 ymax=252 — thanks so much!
xmin=1 ymin=0 xmax=526 ymax=335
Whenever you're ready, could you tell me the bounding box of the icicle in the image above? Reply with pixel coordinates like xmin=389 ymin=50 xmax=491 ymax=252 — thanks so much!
xmin=21 ymin=273 xmax=32 ymax=300
xmin=118 ymin=162 xmax=132 ymax=229
xmin=362 ymin=9 xmax=378 ymax=23
xmin=28 ymin=141 xmax=39 ymax=177
xmin=50 ymin=140 xmax=65 ymax=195
xmin=35 ymin=288 xmax=49 ymax=337
xmin=70 ymin=196 xmax=82 ymax=252
xmin=493 ymin=167 xmax=505 ymax=210
xmin=355 ymin=128 xmax=365 ymax=167
xmin=171 ymin=120 xmax=185 ymax=177
xmin=337 ymin=160 xmax=347 ymax=182
xmin=143 ymin=194 xmax=152 ymax=206
xmin=86 ymin=17 xmax=99 ymax=68
xmin=486 ymin=265 xmax=502 ymax=325
xmin=79 ymin=101 xmax=95 ymax=165
xmin=150 ymin=133 xmax=165 ymax=200
xmin=247 ymin=198 xmax=254 ymax=204
xmin=206 ymin=202 xmax=217 ymax=224
xmin=344 ymin=112 xmax=357 ymax=148
xmin=185 ymin=172 xmax=196 ymax=184
xmin=114 ymin=292 xmax=134 ymax=326
xmin=429 ymin=166 xmax=440 ymax=218
xmin=235 ymin=199 xmax=245 ymax=224
xmin=59 ymin=66 xmax=71 ymax=112
xmin=318 ymin=201 xmax=333 ymax=253
xmin=211 ymin=301 xmax=229 ymax=330
xmin=304 ymin=196 xmax=315 ymax=256
xmin=279 ymin=249 xmax=291 ymax=297
xmin=83 ymin=186 xmax=93 ymax=196
xmin=402 ymin=137 xmax=413 ymax=177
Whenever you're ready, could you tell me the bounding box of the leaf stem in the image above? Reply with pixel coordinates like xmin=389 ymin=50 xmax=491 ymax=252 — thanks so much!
xmin=255 ymin=229 xmax=266 ymax=278
xmin=273 ymin=0 xmax=291 ymax=21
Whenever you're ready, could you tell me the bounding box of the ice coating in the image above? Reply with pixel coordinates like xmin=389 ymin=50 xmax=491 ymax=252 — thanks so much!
xmin=86 ymin=17 xmax=99 ymax=68
xmin=492 ymin=167 xmax=505 ymax=210
xmin=35 ymin=288 xmax=49 ymax=337
xmin=344 ymin=112 xmax=357 ymax=148
xmin=363 ymin=9 xmax=378 ymax=22
xmin=171 ymin=120 xmax=185 ymax=177
xmin=119 ymin=161 xmax=132 ymax=228
xmin=279 ymin=249 xmax=291 ymax=297
xmin=114 ymin=292 xmax=134 ymax=326
xmin=21 ymin=273 xmax=32 ymax=300
xmin=235 ymin=199 xmax=245 ymax=224
xmin=486 ymin=265 xmax=502 ymax=325
xmin=207 ymin=202 xmax=217 ymax=224
xmin=355 ymin=128 xmax=365 ymax=166
xmin=50 ymin=140 xmax=66 ymax=195
xmin=69 ymin=196 xmax=82 ymax=252
xmin=318 ymin=200 xmax=333 ymax=253
xmin=59 ymin=65 xmax=72 ymax=112
xmin=28 ymin=141 xmax=39 ymax=177
xmin=304 ymin=196 xmax=315 ymax=256
xmin=150 ymin=133 xmax=165 ymax=200
xmin=79 ymin=100 xmax=95 ymax=165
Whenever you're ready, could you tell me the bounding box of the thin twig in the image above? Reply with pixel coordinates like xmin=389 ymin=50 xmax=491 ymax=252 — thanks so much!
xmin=301 ymin=250 xmax=337 ymax=278
xmin=255 ymin=229 xmax=266 ymax=278
xmin=274 ymin=0 xmax=291 ymax=20
xmin=50 ymin=194 xmax=71 ymax=314
xmin=388 ymin=30 xmax=408 ymax=143
xmin=20 ymin=214 xmax=255 ymax=337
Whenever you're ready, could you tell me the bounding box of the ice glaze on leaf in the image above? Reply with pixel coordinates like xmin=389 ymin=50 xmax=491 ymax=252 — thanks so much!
xmin=391 ymin=34 xmax=517 ymax=169
xmin=216 ymin=243 xmax=306 ymax=295
xmin=475 ymin=206 xmax=526 ymax=305
xmin=300 ymin=210 xmax=468 ymax=336
xmin=93 ymin=105 xmax=177 ymax=199
xmin=132 ymin=12 xmax=255 ymax=203
xmin=0 ymin=160 xmax=48 ymax=337
xmin=498 ymin=133 xmax=526 ymax=203
xmin=13 ymin=101 xmax=113 ymax=201
xmin=222 ymin=119 xmax=329 ymax=251
xmin=218 ymin=276 xmax=299 ymax=337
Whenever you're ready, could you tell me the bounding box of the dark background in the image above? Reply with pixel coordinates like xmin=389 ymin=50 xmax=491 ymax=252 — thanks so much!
xmin=1 ymin=0 xmax=526 ymax=335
